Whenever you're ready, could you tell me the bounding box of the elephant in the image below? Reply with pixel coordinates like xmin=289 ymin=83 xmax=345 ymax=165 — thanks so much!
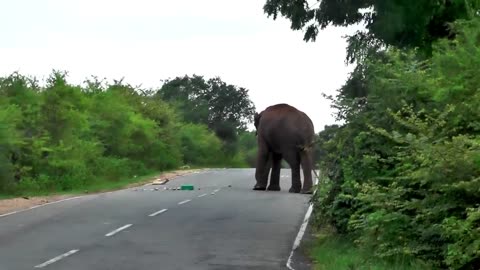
xmin=253 ymin=103 xmax=315 ymax=194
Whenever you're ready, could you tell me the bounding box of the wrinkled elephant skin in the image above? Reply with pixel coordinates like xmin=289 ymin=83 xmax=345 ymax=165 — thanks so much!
xmin=253 ymin=104 xmax=315 ymax=194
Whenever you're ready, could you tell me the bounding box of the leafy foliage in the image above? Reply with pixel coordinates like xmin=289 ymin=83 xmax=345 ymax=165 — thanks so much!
xmin=156 ymin=75 xmax=256 ymax=156
xmin=311 ymin=19 xmax=480 ymax=269
xmin=0 ymin=72 xmax=256 ymax=194
xmin=178 ymin=123 xmax=223 ymax=166
xmin=263 ymin=0 xmax=480 ymax=61
xmin=264 ymin=1 xmax=480 ymax=268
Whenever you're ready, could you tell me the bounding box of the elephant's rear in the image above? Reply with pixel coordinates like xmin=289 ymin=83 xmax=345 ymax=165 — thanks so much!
xmin=255 ymin=103 xmax=315 ymax=193
xmin=258 ymin=104 xmax=315 ymax=151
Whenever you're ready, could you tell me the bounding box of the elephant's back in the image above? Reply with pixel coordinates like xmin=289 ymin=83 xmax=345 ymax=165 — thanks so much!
xmin=258 ymin=104 xmax=314 ymax=150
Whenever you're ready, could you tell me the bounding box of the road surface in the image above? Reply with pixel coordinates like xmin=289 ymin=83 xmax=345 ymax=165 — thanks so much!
xmin=0 ymin=169 xmax=311 ymax=270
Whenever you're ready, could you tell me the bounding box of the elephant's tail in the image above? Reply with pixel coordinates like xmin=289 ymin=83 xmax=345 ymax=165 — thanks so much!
xmin=298 ymin=141 xmax=320 ymax=179
xmin=297 ymin=140 xmax=315 ymax=153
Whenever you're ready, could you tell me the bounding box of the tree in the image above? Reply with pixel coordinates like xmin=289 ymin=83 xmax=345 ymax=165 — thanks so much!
xmin=0 ymin=70 xmax=258 ymax=194
xmin=156 ymin=75 xmax=256 ymax=154
xmin=264 ymin=0 xmax=480 ymax=268
xmin=237 ymin=131 xmax=258 ymax=167
xmin=178 ymin=124 xmax=224 ymax=166
xmin=311 ymin=19 xmax=480 ymax=268
xmin=263 ymin=0 xmax=479 ymax=61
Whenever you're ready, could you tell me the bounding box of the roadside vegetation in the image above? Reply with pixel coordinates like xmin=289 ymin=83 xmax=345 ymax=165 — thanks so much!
xmin=0 ymin=72 xmax=257 ymax=196
xmin=264 ymin=0 xmax=480 ymax=269
xmin=307 ymin=227 xmax=430 ymax=270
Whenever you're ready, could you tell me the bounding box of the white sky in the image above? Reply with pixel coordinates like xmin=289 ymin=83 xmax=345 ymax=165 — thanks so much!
xmin=0 ymin=0 xmax=359 ymax=132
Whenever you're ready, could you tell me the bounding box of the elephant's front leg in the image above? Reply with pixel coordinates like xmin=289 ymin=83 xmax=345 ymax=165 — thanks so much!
xmin=253 ymin=145 xmax=270 ymax=191
xmin=267 ymin=153 xmax=282 ymax=191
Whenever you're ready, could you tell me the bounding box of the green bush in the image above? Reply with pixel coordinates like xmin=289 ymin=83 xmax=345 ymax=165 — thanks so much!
xmin=0 ymin=105 xmax=22 ymax=191
xmin=313 ymin=19 xmax=480 ymax=269
xmin=178 ymin=123 xmax=224 ymax=166
xmin=0 ymin=71 xmax=256 ymax=195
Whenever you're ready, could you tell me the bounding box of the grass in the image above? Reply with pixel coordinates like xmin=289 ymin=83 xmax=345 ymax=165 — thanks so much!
xmin=306 ymin=228 xmax=431 ymax=270
xmin=0 ymin=194 xmax=15 ymax=200
xmin=0 ymin=168 xmax=201 ymax=200
xmin=66 ymin=171 xmax=163 ymax=194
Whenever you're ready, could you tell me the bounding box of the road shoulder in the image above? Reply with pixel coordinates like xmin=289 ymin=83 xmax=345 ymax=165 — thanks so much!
xmin=0 ymin=168 xmax=205 ymax=215
xmin=288 ymin=223 xmax=316 ymax=270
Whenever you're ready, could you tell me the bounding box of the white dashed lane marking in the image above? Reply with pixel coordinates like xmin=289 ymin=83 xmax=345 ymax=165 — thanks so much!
xmin=178 ymin=199 xmax=191 ymax=205
xmin=148 ymin=209 xmax=168 ymax=217
xmin=211 ymin=188 xmax=221 ymax=195
xmin=105 ymin=224 xmax=132 ymax=237
xmin=31 ymin=181 xmax=223 ymax=269
xmin=35 ymin=249 xmax=79 ymax=268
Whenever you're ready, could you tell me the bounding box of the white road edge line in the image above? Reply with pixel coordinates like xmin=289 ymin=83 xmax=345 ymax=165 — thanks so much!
xmin=286 ymin=171 xmax=320 ymax=270
xmin=148 ymin=209 xmax=168 ymax=217
xmin=105 ymin=224 xmax=132 ymax=237
xmin=198 ymin=194 xmax=207 ymax=198
xmin=0 ymin=196 xmax=85 ymax=219
xmin=213 ymin=188 xmax=220 ymax=192
xmin=34 ymin=249 xmax=79 ymax=268
xmin=178 ymin=199 xmax=191 ymax=205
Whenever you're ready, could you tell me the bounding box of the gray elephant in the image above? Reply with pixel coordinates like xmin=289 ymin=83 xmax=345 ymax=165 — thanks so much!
xmin=253 ymin=103 xmax=315 ymax=194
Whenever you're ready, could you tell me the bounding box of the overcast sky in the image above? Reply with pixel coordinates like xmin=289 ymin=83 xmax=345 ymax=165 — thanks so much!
xmin=0 ymin=0 xmax=359 ymax=132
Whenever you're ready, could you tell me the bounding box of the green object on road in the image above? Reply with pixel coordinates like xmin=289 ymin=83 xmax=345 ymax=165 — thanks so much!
xmin=181 ymin=185 xmax=194 ymax=190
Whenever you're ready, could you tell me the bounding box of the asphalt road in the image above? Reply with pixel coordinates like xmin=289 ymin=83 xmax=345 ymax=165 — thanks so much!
xmin=0 ymin=169 xmax=311 ymax=270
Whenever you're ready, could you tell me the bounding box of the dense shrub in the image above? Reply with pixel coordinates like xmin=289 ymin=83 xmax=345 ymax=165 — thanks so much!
xmin=178 ymin=123 xmax=224 ymax=166
xmin=0 ymin=72 xmax=255 ymax=194
xmin=313 ymin=19 xmax=480 ymax=269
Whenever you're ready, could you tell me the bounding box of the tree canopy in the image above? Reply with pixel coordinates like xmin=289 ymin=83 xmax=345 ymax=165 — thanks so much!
xmin=264 ymin=0 xmax=480 ymax=61
xmin=0 ymin=72 xmax=257 ymax=194
xmin=156 ymin=75 xmax=256 ymax=154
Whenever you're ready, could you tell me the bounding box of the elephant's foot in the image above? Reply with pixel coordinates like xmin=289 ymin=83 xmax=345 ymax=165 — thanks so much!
xmin=301 ymin=189 xmax=313 ymax=194
xmin=267 ymin=185 xmax=281 ymax=191
xmin=288 ymin=186 xmax=301 ymax=193
xmin=253 ymin=184 xmax=267 ymax=191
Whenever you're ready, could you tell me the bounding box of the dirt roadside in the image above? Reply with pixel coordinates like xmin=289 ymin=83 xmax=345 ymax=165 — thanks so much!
xmin=0 ymin=169 xmax=206 ymax=215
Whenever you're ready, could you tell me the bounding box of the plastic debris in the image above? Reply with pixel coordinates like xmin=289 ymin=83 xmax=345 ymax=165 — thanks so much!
xmin=181 ymin=185 xmax=194 ymax=191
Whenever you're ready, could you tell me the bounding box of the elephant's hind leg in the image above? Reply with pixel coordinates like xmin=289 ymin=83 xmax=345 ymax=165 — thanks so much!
xmin=300 ymin=150 xmax=314 ymax=194
xmin=267 ymin=153 xmax=282 ymax=191
xmin=253 ymin=145 xmax=270 ymax=191
xmin=284 ymin=152 xmax=301 ymax=193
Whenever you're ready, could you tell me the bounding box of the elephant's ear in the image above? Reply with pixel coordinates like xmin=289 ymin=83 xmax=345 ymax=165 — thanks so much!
xmin=253 ymin=112 xmax=262 ymax=136
xmin=254 ymin=112 xmax=261 ymax=131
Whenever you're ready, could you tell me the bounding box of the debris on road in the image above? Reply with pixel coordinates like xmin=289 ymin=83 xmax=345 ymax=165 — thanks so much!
xmin=0 ymin=168 xmax=207 ymax=215
xmin=181 ymin=185 xmax=194 ymax=191
xmin=152 ymin=178 xmax=169 ymax=185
